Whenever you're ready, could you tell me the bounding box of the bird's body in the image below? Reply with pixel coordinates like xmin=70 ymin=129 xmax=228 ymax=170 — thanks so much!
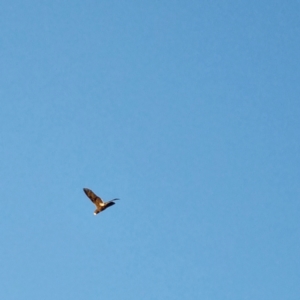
xmin=83 ymin=188 xmax=119 ymax=215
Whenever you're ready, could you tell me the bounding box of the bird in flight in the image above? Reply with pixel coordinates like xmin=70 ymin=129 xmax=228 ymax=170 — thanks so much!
xmin=83 ymin=188 xmax=120 ymax=215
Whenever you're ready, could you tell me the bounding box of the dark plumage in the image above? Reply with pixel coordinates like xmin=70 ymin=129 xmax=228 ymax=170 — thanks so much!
xmin=83 ymin=188 xmax=120 ymax=215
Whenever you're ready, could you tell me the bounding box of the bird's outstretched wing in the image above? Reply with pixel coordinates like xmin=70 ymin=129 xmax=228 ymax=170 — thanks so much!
xmin=103 ymin=201 xmax=115 ymax=210
xmin=83 ymin=188 xmax=103 ymax=206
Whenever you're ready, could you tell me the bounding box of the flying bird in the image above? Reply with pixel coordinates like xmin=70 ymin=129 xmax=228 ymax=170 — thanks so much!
xmin=83 ymin=188 xmax=120 ymax=215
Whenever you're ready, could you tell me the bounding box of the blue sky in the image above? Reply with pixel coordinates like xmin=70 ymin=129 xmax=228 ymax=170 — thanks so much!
xmin=0 ymin=1 xmax=299 ymax=299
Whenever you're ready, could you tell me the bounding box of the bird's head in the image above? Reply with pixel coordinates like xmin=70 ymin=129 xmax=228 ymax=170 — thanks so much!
xmin=94 ymin=209 xmax=101 ymax=215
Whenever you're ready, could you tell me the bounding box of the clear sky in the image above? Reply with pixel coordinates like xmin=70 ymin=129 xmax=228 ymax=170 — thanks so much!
xmin=0 ymin=1 xmax=299 ymax=299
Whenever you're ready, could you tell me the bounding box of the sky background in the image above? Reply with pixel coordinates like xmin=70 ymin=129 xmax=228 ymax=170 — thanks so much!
xmin=0 ymin=1 xmax=299 ymax=299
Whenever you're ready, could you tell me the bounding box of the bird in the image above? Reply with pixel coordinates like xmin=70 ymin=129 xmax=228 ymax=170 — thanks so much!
xmin=83 ymin=188 xmax=120 ymax=215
